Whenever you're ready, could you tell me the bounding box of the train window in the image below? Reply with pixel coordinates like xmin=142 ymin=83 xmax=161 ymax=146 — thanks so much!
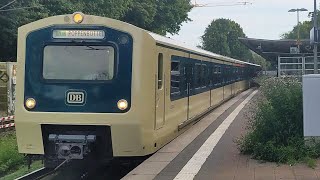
xmin=171 ymin=61 xmax=180 ymax=72
xmin=158 ymin=53 xmax=163 ymax=89
xmin=212 ymin=66 xmax=217 ymax=85
xmin=230 ymin=67 xmax=232 ymax=82
xmin=209 ymin=66 xmax=213 ymax=86
xmin=216 ymin=66 xmax=222 ymax=85
xmin=171 ymin=61 xmax=180 ymax=95
xmin=229 ymin=67 xmax=232 ymax=82
xmin=242 ymin=68 xmax=245 ymax=79
xmin=201 ymin=64 xmax=207 ymax=87
xmin=224 ymin=66 xmax=228 ymax=83
xmin=226 ymin=67 xmax=229 ymax=83
xmin=43 ymin=46 xmax=114 ymax=80
xmin=195 ymin=64 xmax=202 ymax=88
xmin=235 ymin=67 xmax=237 ymax=81
xmin=231 ymin=67 xmax=234 ymax=82
xmin=224 ymin=66 xmax=227 ymax=83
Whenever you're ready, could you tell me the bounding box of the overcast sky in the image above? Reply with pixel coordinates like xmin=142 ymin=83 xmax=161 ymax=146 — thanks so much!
xmin=168 ymin=0 xmax=314 ymax=47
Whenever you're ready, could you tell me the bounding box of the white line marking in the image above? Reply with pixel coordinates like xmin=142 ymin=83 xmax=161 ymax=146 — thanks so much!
xmin=174 ymin=90 xmax=258 ymax=180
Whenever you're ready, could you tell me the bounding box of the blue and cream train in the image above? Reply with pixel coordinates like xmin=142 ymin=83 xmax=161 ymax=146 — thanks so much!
xmin=15 ymin=12 xmax=260 ymax=167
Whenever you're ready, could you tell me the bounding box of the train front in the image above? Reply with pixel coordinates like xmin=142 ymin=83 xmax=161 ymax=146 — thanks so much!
xmin=15 ymin=13 xmax=151 ymax=167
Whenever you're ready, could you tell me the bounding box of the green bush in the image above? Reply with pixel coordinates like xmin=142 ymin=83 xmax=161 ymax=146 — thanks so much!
xmin=0 ymin=132 xmax=25 ymax=176
xmin=238 ymin=77 xmax=320 ymax=165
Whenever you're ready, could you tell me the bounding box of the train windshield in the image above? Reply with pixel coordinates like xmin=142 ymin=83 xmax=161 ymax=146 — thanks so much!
xmin=43 ymin=45 xmax=115 ymax=80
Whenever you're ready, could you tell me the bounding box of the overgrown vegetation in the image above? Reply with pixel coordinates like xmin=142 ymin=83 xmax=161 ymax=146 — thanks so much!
xmin=238 ymin=77 xmax=320 ymax=167
xmin=0 ymin=132 xmax=24 ymax=177
xmin=0 ymin=132 xmax=43 ymax=179
xmin=0 ymin=161 xmax=43 ymax=180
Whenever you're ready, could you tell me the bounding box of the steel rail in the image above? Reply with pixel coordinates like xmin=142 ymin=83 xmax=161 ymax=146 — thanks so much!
xmin=15 ymin=167 xmax=55 ymax=180
xmin=16 ymin=158 xmax=71 ymax=180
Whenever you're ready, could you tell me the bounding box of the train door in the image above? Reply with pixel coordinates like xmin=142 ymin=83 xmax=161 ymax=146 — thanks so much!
xmin=155 ymin=52 xmax=165 ymax=130
xmin=184 ymin=62 xmax=193 ymax=120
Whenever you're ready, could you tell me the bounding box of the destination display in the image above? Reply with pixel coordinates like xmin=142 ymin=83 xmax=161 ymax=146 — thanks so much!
xmin=52 ymin=30 xmax=105 ymax=39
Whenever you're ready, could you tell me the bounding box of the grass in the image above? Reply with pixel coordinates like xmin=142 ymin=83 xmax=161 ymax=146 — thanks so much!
xmin=0 ymin=132 xmax=25 ymax=177
xmin=0 ymin=131 xmax=44 ymax=179
xmin=0 ymin=161 xmax=43 ymax=180
xmin=304 ymin=157 xmax=317 ymax=169
xmin=237 ymin=77 xmax=320 ymax=166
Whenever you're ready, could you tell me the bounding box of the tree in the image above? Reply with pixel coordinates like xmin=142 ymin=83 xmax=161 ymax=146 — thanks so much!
xmin=0 ymin=0 xmax=47 ymax=60
xmin=201 ymin=18 xmax=253 ymax=61
xmin=145 ymin=0 xmax=192 ymax=35
xmin=281 ymin=11 xmax=320 ymax=39
xmin=251 ymin=51 xmax=271 ymax=71
xmin=281 ymin=21 xmax=312 ymax=39
xmin=0 ymin=0 xmax=192 ymax=60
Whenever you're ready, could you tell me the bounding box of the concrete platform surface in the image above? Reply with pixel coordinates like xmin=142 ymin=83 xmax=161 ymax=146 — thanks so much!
xmin=122 ymin=89 xmax=320 ymax=180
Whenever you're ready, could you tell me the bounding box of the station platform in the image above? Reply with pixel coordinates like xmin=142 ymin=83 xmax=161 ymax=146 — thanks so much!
xmin=122 ymin=89 xmax=320 ymax=180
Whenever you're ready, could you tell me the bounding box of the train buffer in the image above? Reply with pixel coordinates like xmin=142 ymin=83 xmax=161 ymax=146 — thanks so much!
xmin=122 ymin=89 xmax=320 ymax=180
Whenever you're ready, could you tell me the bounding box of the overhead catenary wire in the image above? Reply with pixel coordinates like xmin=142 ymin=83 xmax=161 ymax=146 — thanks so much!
xmin=0 ymin=0 xmax=16 ymax=10
xmin=196 ymin=3 xmax=252 ymax=7
xmin=191 ymin=0 xmax=253 ymax=8
xmin=0 ymin=5 xmax=44 ymax=12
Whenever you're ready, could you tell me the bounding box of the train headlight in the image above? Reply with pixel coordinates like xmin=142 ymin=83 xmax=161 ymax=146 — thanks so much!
xmin=117 ymin=99 xmax=128 ymax=110
xmin=25 ymin=98 xmax=36 ymax=109
xmin=73 ymin=12 xmax=84 ymax=24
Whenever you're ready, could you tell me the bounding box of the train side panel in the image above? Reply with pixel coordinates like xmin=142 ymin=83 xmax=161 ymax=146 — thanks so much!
xmin=152 ymin=47 xmax=189 ymax=150
xmin=211 ymin=87 xmax=224 ymax=108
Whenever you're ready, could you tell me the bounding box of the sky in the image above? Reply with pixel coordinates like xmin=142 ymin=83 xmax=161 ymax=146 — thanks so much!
xmin=168 ymin=0 xmax=315 ymax=47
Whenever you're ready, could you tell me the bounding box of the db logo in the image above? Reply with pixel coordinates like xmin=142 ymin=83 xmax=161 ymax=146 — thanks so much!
xmin=66 ymin=91 xmax=85 ymax=105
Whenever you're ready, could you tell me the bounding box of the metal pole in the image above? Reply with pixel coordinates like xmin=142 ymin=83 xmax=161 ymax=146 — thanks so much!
xmin=297 ymin=10 xmax=300 ymax=41
xmin=297 ymin=10 xmax=301 ymax=51
xmin=278 ymin=55 xmax=281 ymax=77
xmin=314 ymin=0 xmax=318 ymax=74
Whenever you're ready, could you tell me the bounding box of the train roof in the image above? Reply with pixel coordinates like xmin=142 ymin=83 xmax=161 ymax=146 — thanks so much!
xmin=148 ymin=32 xmax=260 ymax=67
xmin=19 ymin=13 xmax=260 ymax=68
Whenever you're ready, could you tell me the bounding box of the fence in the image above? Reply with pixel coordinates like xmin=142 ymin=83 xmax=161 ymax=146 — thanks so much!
xmin=0 ymin=115 xmax=15 ymax=130
xmin=278 ymin=56 xmax=320 ymax=77
xmin=0 ymin=63 xmax=8 ymax=116
xmin=0 ymin=62 xmax=16 ymax=116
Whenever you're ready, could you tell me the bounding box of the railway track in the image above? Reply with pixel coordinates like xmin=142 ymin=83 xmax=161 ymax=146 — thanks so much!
xmin=15 ymin=168 xmax=56 ymax=180
xmin=15 ymin=159 xmax=142 ymax=180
